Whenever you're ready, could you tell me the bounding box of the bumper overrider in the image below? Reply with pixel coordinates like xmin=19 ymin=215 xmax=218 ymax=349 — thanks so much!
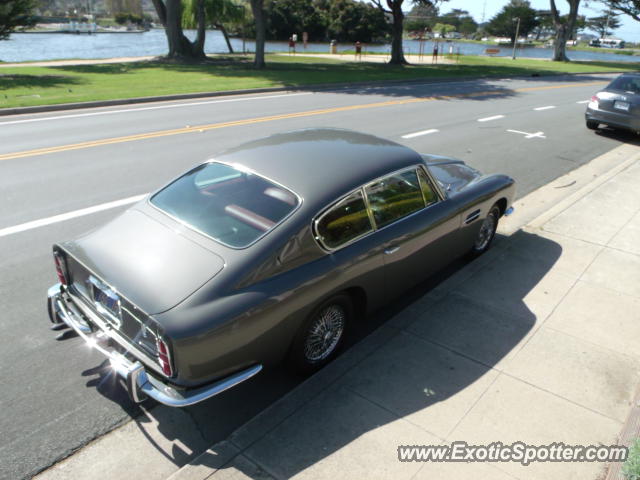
xmin=47 ymin=283 xmax=262 ymax=407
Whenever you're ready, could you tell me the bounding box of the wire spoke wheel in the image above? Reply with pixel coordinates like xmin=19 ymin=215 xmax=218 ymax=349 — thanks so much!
xmin=303 ymin=305 xmax=346 ymax=363
xmin=474 ymin=209 xmax=498 ymax=252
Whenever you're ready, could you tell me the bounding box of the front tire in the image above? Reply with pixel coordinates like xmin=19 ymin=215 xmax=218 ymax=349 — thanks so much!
xmin=586 ymin=119 xmax=599 ymax=130
xmin=289 ymin=294 xmax=352 ymax=374
xmin=470 ymin=205 xmax=500 ymax=257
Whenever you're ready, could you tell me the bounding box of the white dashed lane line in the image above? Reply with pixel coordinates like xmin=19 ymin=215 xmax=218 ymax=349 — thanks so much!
xmin=534 ymin=106 xmax=556 ymax=111
xmin=577 ymin=100 xmax=590 ymax=104
xmin=0 ymin=194 xmax=147 ymax=238
xmin=401 ymin=129 xmax=439 ymax=139
xmin=477 ymin=115 xmax=505 ymax=122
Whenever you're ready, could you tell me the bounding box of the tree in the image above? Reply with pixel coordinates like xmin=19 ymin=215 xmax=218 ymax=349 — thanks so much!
xmin=325 ymin=0 xmax=390 ymax=43
xmin=587 ymin=9 xmax=621 ymax=37
xmin=264 ymin=0 xmax=326 ymax=42
xmin=549 ymin=0 xmax=581 ymax=61
xmin=433 ymin=22 xmax=454 ymax=37
xmin=371 ymin=0 xmax=445 ymax=65
xmin=532 ymin=9 xmax=555 ymax=39
xmin=439 ymin=8 xmax=477 ymax=35
xmin=404 ymin=3 xmax=437 ymax=35
xmin=183 ymin=0 xmax=246 ymax=53
xmin=486 ymin=0 xmax=539 ymax=43
xmin=151 ymin=0 xmax=206 ymax=60
xmin=0 ymin=0 xmax=37 ymax=41
xmin=605 ymin=0 xmax=640 ymax=21
xmin=250 ymin=0 xmax=265 ymax=68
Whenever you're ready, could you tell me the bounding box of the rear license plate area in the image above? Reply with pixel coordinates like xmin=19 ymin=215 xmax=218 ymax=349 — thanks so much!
xmin=614 ymin=101 xmax=630 ymax=111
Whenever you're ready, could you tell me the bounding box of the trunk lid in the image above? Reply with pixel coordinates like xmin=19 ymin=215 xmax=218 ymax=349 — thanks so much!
xmin=61 ymin=208 xmax=225 ymax=314
xmin=596 ymin=90 xmax=640 ymax=115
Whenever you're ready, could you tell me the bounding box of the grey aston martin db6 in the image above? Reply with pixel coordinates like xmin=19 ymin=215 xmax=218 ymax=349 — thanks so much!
xmin=47 ymin=129 xmax=515 ymax=407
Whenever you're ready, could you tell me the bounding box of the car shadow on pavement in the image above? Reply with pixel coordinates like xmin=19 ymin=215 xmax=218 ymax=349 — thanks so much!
xmin=594 ymin=126 xmax=640 ymax=145
xmin=181 ymin=230 xmax=563 ymax=479
xmin=72 ymin=231 xmax=562 ymax=477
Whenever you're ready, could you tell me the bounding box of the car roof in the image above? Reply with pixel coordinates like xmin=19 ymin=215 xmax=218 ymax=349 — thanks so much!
xmin=213 ymin=128 xmax=423 ymax=209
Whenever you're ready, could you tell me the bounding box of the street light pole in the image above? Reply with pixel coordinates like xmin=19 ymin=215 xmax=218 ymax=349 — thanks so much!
xmin=512 ymin=16 xmax=521 ymax=60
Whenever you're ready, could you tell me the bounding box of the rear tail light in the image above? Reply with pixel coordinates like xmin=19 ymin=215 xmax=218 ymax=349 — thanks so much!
xmin=156 ymin=337 xmax=173 ymax=377
xmin=53 ymin=251 xmax=68 ymax=286
xmin=590 ymin=95 xmax=599 ymax=105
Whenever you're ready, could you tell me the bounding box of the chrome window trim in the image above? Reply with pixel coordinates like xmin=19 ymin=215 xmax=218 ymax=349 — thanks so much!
xmin=418 ymin=164 xmax=446 ymax=201
xmin=416 ymin=165 xmax=440 ymax=207
xmin=148 ymin=159 xmax=304 ymax=251
xmin=313 ymin=163 xmax=443 ymax=253
xmin=313 ymin=189 xmax=374 ymax=252
xmin=360 ymin=186 xmax=378 ymax=230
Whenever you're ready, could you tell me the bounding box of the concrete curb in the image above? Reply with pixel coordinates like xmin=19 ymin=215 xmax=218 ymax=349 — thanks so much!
xmin=607 ymin=384 xmax=640 ymax=480
xmin=168 ymin=144 xmax=640 ymax=480
xmin=0 ymin=70 xmax=620 ymax=117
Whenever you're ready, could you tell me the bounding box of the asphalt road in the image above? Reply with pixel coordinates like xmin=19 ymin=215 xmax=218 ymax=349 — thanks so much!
xmin=0 ymin=73 xmax=633 ymax=480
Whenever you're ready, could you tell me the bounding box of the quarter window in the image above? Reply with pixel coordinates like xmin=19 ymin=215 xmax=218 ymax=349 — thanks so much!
xmin=365 ymin=170 xmax=425 ymax=228
xmin=316 ymin=190 xmax=373 ymax=249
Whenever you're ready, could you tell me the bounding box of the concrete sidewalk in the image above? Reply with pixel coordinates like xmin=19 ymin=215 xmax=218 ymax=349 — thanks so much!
xmin=170 ymin=144 xmax=640 ymax=480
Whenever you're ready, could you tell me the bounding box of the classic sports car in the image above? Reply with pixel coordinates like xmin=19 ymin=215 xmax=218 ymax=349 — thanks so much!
xmin=586 ymin=72 xmax=640 ymax=134
xmin=47 ymin=129 xmax=515 ymax=407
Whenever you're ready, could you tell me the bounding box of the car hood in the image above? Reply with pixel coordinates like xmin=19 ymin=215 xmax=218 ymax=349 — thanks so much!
xmin=62 ymin=208 xmax=225 ymax=314
xmin=424 ymin=156 xmax=483 ymax=195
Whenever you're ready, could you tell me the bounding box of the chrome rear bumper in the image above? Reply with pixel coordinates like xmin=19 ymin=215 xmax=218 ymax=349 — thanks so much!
xmin=47 ymin=284 xmax=262 ymax=407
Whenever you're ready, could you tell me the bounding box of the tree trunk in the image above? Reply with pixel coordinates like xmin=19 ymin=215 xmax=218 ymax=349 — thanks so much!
xmin=217 ymin=23 xmax=234 ymax=53
xmin=152 ymin=0 xmax=204 ymax=60
xmin=388 ymin=3 xmax=407 ymax=65
xmin=551 ymin=23 xmax=570 ymax=61
xmin=550 ymin=0 xmax=580 ymax=62
xmin=191 ymin=0 xmax=206 ymax=59
xmin=251 ymin=0 xmax=266 ymax=69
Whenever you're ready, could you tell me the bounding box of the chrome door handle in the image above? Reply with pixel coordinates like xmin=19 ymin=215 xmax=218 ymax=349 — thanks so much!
xmin=384 ymin=246 xmax=400 ymax=255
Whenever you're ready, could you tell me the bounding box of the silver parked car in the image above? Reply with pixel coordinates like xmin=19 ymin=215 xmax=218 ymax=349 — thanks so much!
xmin=586 ymin=73 xmax=640 ymax=134
xmin=47 ymin=129 xmax=515 ymax=407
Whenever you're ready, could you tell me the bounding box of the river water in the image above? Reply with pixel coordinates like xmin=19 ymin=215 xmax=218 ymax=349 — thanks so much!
xmin=1 ymin=28 xmax=638 ymax=63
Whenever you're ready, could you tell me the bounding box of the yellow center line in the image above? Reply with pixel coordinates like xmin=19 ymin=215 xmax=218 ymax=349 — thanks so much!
xmin=0 ymin=81 xmax=606 ymax=162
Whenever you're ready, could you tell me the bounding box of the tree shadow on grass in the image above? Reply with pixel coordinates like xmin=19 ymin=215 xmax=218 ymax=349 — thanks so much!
xmin=43 ymin=56 xmax=627 ymax=103
xmin=0 ymin=73 xmax=85 ymax=90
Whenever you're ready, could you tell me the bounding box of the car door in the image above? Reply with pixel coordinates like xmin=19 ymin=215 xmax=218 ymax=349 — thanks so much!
xmin=363 ymin=166 xmax=463 ymax=301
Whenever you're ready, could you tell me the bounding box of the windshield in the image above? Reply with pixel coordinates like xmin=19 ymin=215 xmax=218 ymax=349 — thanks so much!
xmin=151 ymin=162 xmax=300 ymax=248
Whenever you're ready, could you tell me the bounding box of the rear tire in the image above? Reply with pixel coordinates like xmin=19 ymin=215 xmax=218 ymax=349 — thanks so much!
xmin=470 ymin=205 xmax=500 ymax=257
xmin=288 ymin=294 xmax=352 ymax=374
xmin=586 ymin=119 xmax=599 ymax=130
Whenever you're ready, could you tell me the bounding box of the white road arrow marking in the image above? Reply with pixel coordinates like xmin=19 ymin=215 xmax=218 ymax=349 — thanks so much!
xmin=507 ymin=129 xmax=546 ymax=139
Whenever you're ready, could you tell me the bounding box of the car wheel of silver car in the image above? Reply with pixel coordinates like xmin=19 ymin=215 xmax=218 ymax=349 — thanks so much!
xmin=290 ymin=294 xmax=352 ymax=374
xmin=586 ymin=120 xmax=599 ymax=130
xmin=471 ymin=205 xmax=500 ymax=256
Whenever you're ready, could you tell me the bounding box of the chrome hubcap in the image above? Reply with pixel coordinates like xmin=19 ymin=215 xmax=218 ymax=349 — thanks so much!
xmin=475 ymin=212 xmax=496 ymax=250
xmin=304 ymin=305 xmax=345 ymax=363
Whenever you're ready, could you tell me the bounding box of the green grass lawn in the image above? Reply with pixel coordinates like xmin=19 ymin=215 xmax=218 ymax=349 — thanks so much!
xmin=1 ymin=54 xmax=638 ymax=109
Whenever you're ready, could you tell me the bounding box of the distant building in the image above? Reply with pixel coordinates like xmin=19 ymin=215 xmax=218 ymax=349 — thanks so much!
xmin=589 ymin=37 xmax=626 ymax=48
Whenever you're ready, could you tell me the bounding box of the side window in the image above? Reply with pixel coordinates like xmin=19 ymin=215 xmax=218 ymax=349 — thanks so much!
xmin=416 ymin=167 xmax=439 ymax=206
xmin=365 ymin=170 xmax=425 ymax=228
xmin=315 ymin=190 xmax=373 ymax=249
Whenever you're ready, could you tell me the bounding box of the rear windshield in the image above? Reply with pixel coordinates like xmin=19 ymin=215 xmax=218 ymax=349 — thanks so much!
xmin=608 ymin=75 xmax=640 ymax=93
xmin=151 ymin=162 xmax=300 ymax=248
